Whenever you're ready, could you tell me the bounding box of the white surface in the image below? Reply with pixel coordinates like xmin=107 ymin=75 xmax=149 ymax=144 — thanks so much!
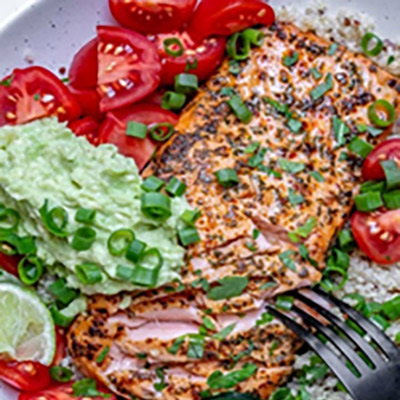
xmin=0 ymin=0 xmax=399 ymax=399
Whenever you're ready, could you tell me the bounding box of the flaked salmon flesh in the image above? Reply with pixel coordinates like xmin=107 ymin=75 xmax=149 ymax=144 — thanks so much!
xmin=68 ymin=22 xmax=400 ymax=399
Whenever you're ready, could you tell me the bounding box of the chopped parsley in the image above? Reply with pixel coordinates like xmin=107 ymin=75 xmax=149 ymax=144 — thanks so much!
xmin=248 ymin=148 xmax=267 ymax=168
xmin=279 ymin=250 xmax=297 ymax=272
xmin=309 ymin=170 xmax=325 ymax=182
xmin=0 ymin=75 xmax=14 ymax=87
xmin=256 ymin=312 xmax=274 ymax=326
xmin=244 ymin=141 xmax=260 ymax=154
xmin=207 ymin=276 xmax=249 ymax=301
xmin=288 ymin=188 xmax=305 ymax=205
xmin=207 ymin=363 xmax=258 ymax=389
xmin=278 ymin=158 xmax=306 ymax=174
xmin=212 ymin=323 xmax=236 ymax=341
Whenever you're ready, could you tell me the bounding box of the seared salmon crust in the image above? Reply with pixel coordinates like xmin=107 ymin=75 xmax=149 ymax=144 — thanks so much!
xmin=68 ymin=22 xmax=400 ymax=400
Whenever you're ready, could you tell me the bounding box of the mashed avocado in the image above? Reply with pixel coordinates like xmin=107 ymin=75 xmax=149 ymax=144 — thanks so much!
xmin=0 ymin=118 xmax=188 ymax=295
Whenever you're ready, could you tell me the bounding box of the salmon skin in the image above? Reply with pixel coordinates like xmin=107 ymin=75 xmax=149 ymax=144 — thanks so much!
xmin=68 ymin=22 xmax=400 ymax=400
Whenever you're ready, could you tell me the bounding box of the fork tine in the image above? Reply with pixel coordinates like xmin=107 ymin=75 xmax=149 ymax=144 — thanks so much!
xmin=313 ymin=286 xmax=399 ymax=360
xmin=292 ymin=290 xmax=384 ymax=367
xmin=291 ymin=304 xmax=372 ymax=376
xmin=266 ymin=305 xmax=359 ymax=396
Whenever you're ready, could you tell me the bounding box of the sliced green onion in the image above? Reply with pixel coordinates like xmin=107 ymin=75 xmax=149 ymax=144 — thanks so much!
xmin=248 ymin=148 xmax=267 ymax=168
xmin=293 ymin=217 xmax=317 ymax=238
xmin=278 ymin=158 xmax=305 ymax=174
xmin=276 ymin=295 xmax=294 ymax=311
xmin=149 ymin=123 xmax=174 ymax=142
xmin=338 ymin=229 xmax=355 ymax=252
xmin=215 ymin=168 xmax=239 ymax=188
xmin=116 ymin=264 xmax=134 ymax=281
xmin=332 ymin=116 xmax=350 ymax=146
xmin=163 ymin=37 xmax=184 ymax=57
xmin=0 ymin=233 xmax=21 ymax=256
xmin=370 ymin=314 xmax=390 ymax=331
xmin=49 ymin=278 xmax=79 ymax=305
xmin=141 ymin=192 xmax=172 ymax=221
xmin=96 ymin=347 xmax=110 ymax=364
xmin=288 ymin=188 xmax=305 ymax=205
xmin=71 ymin=227 xmax=96 ymax=251
xmin=347 ymin=137 xmax=373 ymax=158
xmin=381 ymin=295 xmax=400 ymax=320
xmin=396 ymin=332 xmax=400 ymax=345
xmin=125 ymin=239 xmax=147 ymax=263
xmin=75 ymin=208 xmax=96 ymax=224
xmin=383 ymin=190 xmax=400 ymax=210
xmin=180 ymin=208 xmax=202 ymax=226
xmin=0 ymin=75 xmax=14 ymax=87
xmin=321 ymin=266 xmax=348 ymax=291
xmin=161 ymin=91 xmax=186 ymax=111
xmin=185 ymin=58 xmax=198 ymax=72
xmin=228 ymin=60 xmax=241 ymax=75
xmin=107 ymin=229 xmax=135 ymax=256
xmin=226 ymin=32 xmax=251 ymax=61
xmin=287 ymin=118 xmax=302 ymax=133
xmin=310 ymin=68 xmax=322 ymax=80
xmin=328 ymin=43 xmax=339 ymax=56
xmin=165 ymin=177 xmax=187 ymax=197
xmin=126 ymin=121 xmax=147 ymax=139
xmin=264 ymin=97 xmax=291 ymax=117
xmin=381 ymin=160 xmax=400 ymax=190
xmin=354 ymin=192 xmax=383 ymax=212
xmin=310 ymin=73 xmax=333 ymax=100
xmin=72 ymin=378 xmax=106 ymax=398
xmin=75 ymin=263 xmax=102 ymax=285
xmin=0 ymin=207 xmax=20 ymax=234
xmin=141 ymin=176 xmax=165 ymax=192
xmin=388 ymin=55 xmax=395 ymax=66
xmin=360 ymin=180 xmax=386 ymax=193
xmin=50 ymin=366 xmax=73 ymax=383
xmin=227 ymin=95 xmax=253 ymax=123
xmin=39 ymin=200 xmax=69 ymax=237
xmin=16 ymin=236 xmax=36 ymax=255
xmin=244 ymin=141 xmax=260 ymax=154
xmin=242 ymin=28 xmax=264 ymax=46
xmin=18 ymin=255 xmax=43 ymax=285
xmin=207 ymin=276 xmax=248 ymax=301
xmin=368 ymin=99 xmax=396 ymax=127
xmin=179 ymin=227 xmax=201 ymax=246
xmin=174 ymin=73 xmax=198 ymax=94
xmin=333 ymin=249 xmax=350 ymax=270
xmin=361 ymin=32 xmax=383 ymax=57
xmin=283 ymin=51 xmax=299 ymax=67
xmin=310 ymin=170 xmax=325 ymax=182
xmin=133 ymin=248 xmax=163 ymax=287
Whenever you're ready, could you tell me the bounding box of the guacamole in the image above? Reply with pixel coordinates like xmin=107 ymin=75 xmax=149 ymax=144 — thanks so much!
xmin=0 ymin=118 xmax=188 ymax=295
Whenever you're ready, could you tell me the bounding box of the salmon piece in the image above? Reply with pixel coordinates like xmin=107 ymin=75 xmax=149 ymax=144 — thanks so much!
xmin=68 ymin=22 xmax=400 ymax=399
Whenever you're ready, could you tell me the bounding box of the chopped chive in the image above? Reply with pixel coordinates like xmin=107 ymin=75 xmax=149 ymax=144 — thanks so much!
xmin=50 ymin=366 xmax=73 ymax=383
xmin=361 ymin=32 xmax=383 ymax=57
xmin=370 ymin=314 xmax=390 ymax=331
xmin=0 ymin=75 xmax=13 ymax=87
xmin=39 ymin=200 xmax=69 ymax=238
xmin=126 ymin=239 xmax=146 ymax=263
xmin=141 ymin=176 xmax=165 ymax=192
xmin=18 ymin=255 xmax=43 ymax=285
xmin=126 ymin=121 xmax=147 ymax=139
xmin=0 ymin=207 xmax=19 ymax=234
xmin=175 ymin=73 xmax=199 ymax=94
xmin=227 ymin=95 xmax=253 ymax=123
xmin=165 ymin=177 xmax=187 ymax=197
xmin=228 ymin=60 xmax=241 ymax=75
xmin=381 ymin=295 xmax=400 ymax=321
xmin=107 ymin=229 xmax=135 ymax=257
xmin=75 ymin=263 xmax=102 ymax=285
xmin=149 ymin=123 xmax=174 ymax=142
xmin=215 ymin=168 xmax=239 ymax=188
xmin=283 ymin=51 xmax=299 ymax=67
xmin=338 ymin=229 xmax=355 ymax=252
xmin=310 ymin=73 xmax=333 ymax=100
xmin=116 ymin=264 xmax=134 ymax=281
xmin=132 ymin=248 xmax=163 ymax=287
xmin=347 ymin=137 xmax=374 ymax=158
xmin=332 ymin=116 xmax=350 ymax=146
xmin=288 ymin=188 xmax=305 ymax=205
xmin=354 ymin=192 xmax=383 ymax=212
xmin=49 ymin=278 xmax=79 ymax=305
xmin=161 ymin=91 xmax=186 ymax=111
xmin=185 ymin=58 xmax=198 ymax=72
xmin=16 ymin=236 xmax=36 ymax=255
xmin=264 ymin=97 xmax=291 ymax=117
xmin=75 ymin=208 xmax=96 ymax=224
xmin=278 ymin=158 xmax=305 ymax=174
xmin=381 ymin=160 xmax=400 ymax=190
xmin=360 ymin=180 xmax=386 ymax=194
xmin=178 ymin=227 xmax=201 ymax=246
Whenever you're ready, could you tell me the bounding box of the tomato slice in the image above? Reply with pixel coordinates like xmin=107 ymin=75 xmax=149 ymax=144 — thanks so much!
xmin=151 ymin=32 xmax=226 ymax=85
xmin=0 ymin=67 xmax=81 ymax=127
xmin=0 ymin=252 xmax=20 ymax=276
xmin=361 ymin=139 xmax=400 ymax=181
xmin=19 ymin=383 xmax=117 ymax=400
xmin=69 ymin=86 xmax=101 ymax=119
xmin=68 ymin=117 xmax=100 ymax=146
xmin=351 ymin=209 xmax=400 ymax=265
xmin=51 ymin=328 xmax=66 ymax=367
xmin=0 ymin=360 xmax=51 ymax=392
xmin=99 ymin=103 xmax=178 ymax=170
xmin=109 ymin=0 xmax=197 ymax=34
xmin=187 ymin=0 xmax=275 ymax=41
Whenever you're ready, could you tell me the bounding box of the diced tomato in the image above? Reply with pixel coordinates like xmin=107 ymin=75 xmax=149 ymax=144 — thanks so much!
xmin=362 ymin=139 xmax=400 ymax=181
xmin=19 ymin=383 xmax=117 ymax=400
xmin=69 ymin=86 xmax=101 ymax=119
xmin=187 ymin=0 xmax=275 ymax=42
xmin=68 ymin=117 xmax=100 ymax=146
xmin=69 ymin=27 xmax=161 ymax=113
xmin=109 ymin=0 xmax=197 ymax=34
xmin=0 ymin=252 xmax=20 ymax=276
xmin=0 ymin=67 xmax=81 ymax=127
xmin=351 ymin=209 xmax=400 ymax=265
xmin=0 ymin=360 xmax=51 ymax=392
xmin=51 ymin=328 xmax=66 ymax=367
xmin=151 ymin=32 xmax=226 ymax=85
xmin=99 ymin=103 xmax=178 ymax=170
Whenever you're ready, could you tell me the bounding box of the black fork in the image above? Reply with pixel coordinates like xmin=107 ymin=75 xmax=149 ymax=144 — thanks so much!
xmin=267 ymin=286 xmax=400 ymax=400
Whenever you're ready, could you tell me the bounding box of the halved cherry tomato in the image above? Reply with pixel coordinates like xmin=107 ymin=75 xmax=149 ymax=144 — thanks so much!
xmin=351 ymin=209 xmax=400 ymax=265
xmin=0 ymin=252 xmax=20 ymax=276
xmin=99 ymin=103 xmax=178 ymax=170
xmin=0 ymin=67 xmax=81 ymax=127
xmin=68 ymin=38 xmax=98 ymax=90
xmin=109 ymin=0 xmax=197 ymax=34
xmin=151 ymin=32 xmax=226 ymax=85
xmin=362 ymin=139 xmax=400 ymax=181
xmin=69 ymin=86 xmax=101 ymax=119
xmin=69 ymin=27 xmax=161 ymax=113
xmin=19 ymin=383 xmax=117 ymax=400
xmin=68 ymin=117 xmax=100 ymax=146
xmin=51 ymin=328 xmax=66 ymax=367
xmin=0 ymin=360 xmax=51 ymax=392
xmin=187 ymin=0 xmax=275 ymax=42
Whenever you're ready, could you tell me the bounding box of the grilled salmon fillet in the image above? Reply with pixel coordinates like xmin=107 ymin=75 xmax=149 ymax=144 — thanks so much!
xmin=68 ymin=22 xmax=400 ymax=399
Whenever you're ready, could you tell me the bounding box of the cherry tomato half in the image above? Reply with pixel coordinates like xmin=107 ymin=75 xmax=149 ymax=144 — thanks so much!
xmin=69 ymin=27 xmax=161 ymax=113
xmin=19 ymin=383 xmax=117 ymax=400
xmin=109 ymin=0 xmax=197 ymax=34
xmin=151 ymin=32 xmax=226 ymax=85
xmin=351 ymin=209 xmax=400 ymax=265
xmin=0 ymin=360 xmax=51 ymax=392
xmin=69 ymin=86 xmax=101 ymax=119
xmin=0 ymin=252 xmax=20 ymax=276
xmin=187 ymin=0 xmax=275 ymax=42
xmin=0 ymin=67 xmax=81 ymax=127
xmin=362 ymin=139 xmax=400 ymax=181
xmin=99 ymin=103 xmax=178 ymax=170
xmin=68 ymin=117 xmax=100 ymax=146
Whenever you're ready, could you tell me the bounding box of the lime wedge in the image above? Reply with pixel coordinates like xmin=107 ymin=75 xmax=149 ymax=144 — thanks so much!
xmin=0 ymin=282 xmax=55 ymax=365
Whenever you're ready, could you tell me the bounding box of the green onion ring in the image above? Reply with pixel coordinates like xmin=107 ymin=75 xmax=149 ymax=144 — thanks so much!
xmin=71 ymin=227 xmax=96 ymax=251
xmin=163 ymin=38 xmax=185 ymax=57
xmin=321 ymin=266 xmax=348 ymax=292
xmin=107 ymin=229 xmax=135 ymax=257
xmin=39 ymin=200 xmax=69 ymax=237
xmin=18 ymin=255 xmax=43 ymax=285
xmin=226 ymin=32 xmax=251 ymax=61
xmin=149 ymin=123 xmax=175 ymax=142
xmin=361 ymin=32 xmax=384 ymax=57
xmin=0 ymin=208 xmax=20 ymax=234
xmin=368 ymin=99 xmax=396 ymax=128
